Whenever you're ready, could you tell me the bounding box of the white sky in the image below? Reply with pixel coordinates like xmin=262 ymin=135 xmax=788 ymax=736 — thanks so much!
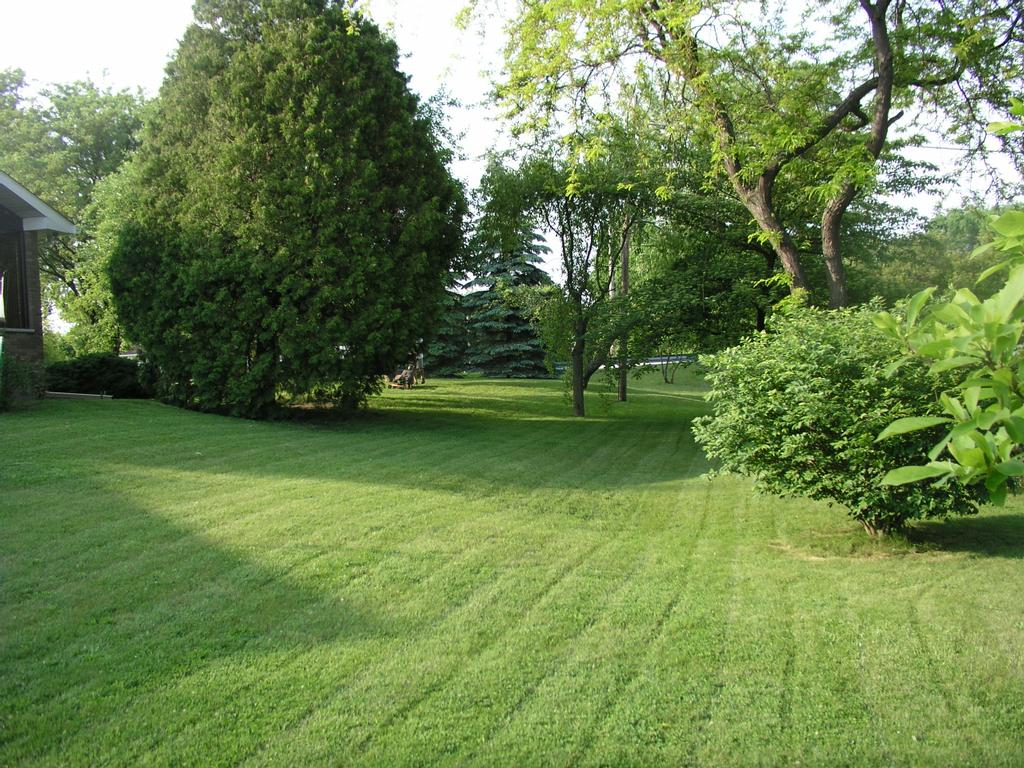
xmin=1 ymin=0 xmax=506 ymax=189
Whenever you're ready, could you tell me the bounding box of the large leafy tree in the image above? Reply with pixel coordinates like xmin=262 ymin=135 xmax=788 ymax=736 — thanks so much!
xmin=485 ymin=0 xmax=1024 ymax=307
xmin=109 ymin=0 xmax=466 ymax=416
xmin=0 ymin=70 xmax=145 ymax=349
xmin=627 ymin=213 xmax=781 ymax=364
xmin=510 ymin=153 xmax=642 ymax=416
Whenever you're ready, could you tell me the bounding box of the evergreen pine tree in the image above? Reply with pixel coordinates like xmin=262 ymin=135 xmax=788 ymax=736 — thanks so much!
xmin=424 ymin=288 xmax=468 ymax=376
xmin=463 ymin=229 xmax=551 ymax=377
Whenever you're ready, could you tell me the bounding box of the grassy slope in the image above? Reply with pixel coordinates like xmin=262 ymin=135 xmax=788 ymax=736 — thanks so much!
xmin=1 ymin=374 xmax=1022 ymax=767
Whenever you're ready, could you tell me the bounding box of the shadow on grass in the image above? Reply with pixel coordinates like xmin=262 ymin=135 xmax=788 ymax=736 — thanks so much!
xmin=770 ymin=508 xmax=1024 ymax=561
xmin=0 ymin=495 xmax=389 ymax=761
xmin=8 ymin=380 xmax=710 ymax=506
xmin=190 ymin=382 xmax=713 ymax=492
xmin=907 ymin=513 xmax=1024 ymax=559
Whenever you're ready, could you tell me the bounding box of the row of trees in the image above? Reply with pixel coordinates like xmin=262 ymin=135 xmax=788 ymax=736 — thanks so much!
xmin=449 ymin=0 xmax=1024 ymax=532
xmin=3 ymin=0 xmax=1022 ymax=426
xmin=4 ymin=0 xmax=1023 ymax=534
xmin=485 ymin=0 xmax=1024 ymax=308
xmin=425 ymin=0 xmax=1023 ymax=416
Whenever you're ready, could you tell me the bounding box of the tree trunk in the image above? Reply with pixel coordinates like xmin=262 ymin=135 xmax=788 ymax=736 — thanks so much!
xmin=860 ymin=518 xmax=901 ymax=537
xmin=757 ymin=250 xmax=774 ymax=330
xmin=617 ymin=223 xmax=631 ymax=402
xmin=821 ymin=187 xmax=854 ymax=308
xmin=571 ymin=332 xmax=585 ymax=417
xmin=819 ymin=1 xmax=895 ymax=309
xmin=737 ymin=177 xmax=809 ymax=295
xmin=617 ymin=342 xmax=628 ymax=401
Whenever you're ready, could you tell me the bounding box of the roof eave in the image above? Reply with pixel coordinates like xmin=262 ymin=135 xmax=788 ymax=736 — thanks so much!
xmin=23 ymin=215 xmax=77 ymax=235
xmin=0 ymin=171 xmax=78 ymax=235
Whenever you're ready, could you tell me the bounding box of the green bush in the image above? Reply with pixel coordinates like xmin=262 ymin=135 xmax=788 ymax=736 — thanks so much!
xmin=108 ymin=4 xmax=466 ymax=418
xmin=692 ymin=305 xmax=987 ymax=535
xmin=45 ymin=353 xmax=151 ymax=399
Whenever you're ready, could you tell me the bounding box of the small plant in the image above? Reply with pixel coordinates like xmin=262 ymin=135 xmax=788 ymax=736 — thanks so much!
xmin=693 ymin=305 xmax=986 ymax=535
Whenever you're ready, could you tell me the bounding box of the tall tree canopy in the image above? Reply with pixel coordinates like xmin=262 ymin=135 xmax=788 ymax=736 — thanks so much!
xmin=485 ymin=0 xmax=1024 ymax=306
xmin=109 ymin=0 xmax=466 ymax=416
xmin=509 ymin=153 xmax=644 ymax=416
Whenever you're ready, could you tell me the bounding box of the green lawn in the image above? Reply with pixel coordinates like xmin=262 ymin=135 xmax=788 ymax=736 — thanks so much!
xmin=2 ymin=375 xmax=1023 ymax=766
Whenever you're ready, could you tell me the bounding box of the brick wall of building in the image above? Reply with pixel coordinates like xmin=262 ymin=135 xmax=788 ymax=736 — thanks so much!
xmin=1 ymin=230 xmax=44 ymax=399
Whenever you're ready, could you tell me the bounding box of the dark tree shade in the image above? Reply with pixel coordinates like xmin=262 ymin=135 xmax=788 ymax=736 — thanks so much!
xmin=424 ymin=289 xmax=469 ymax=377
xmin=109 ymin=1 xmax=466 ymax=416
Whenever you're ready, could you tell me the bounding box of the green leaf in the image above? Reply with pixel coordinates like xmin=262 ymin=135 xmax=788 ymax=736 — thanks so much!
xmin=964 ymin=386 xmax=981 ymax=413
xmin=977 ymin=259 xmax=1011 ymax=284
xmin=996 ymin=460 xmax=1024 ymax=476
xmin=929 ymin=356 xmax=979 ymax=373
xmin=928 ymin=434 xmax=953 ymax=461
xmin=876 ymin=416 xmax=950 ymax=441
xmin=881 ymin=465 xmax=949 ymax=485
xmin=940 ymin=393 xmax=969 ymax=421
xmin=989 ymin=120 xmax=1024 ymax=136
xmin=991 ymin=265 xmax=1024 ymax=321
xmin=1005 ymin=416 xmax=1024 ymax=443
xmin=905 ymin=288 xmax=934 ymax=328
xmin=988 ymin=481 xmax=1009 ymax=506
xmin=916 ymin=338 xmax=957 ymax=357
xmin=929 ymin=303 xmax=971 ymax=328
xmin=872 ymin=312 xmax=900 ymax=337
xmin=882 ymin=357 xmax=907 ymax=377
xmin=990 ymin=211 xmax=1024 ymax=238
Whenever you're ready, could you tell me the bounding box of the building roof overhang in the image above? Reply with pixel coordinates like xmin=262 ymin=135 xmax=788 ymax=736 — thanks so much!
xmin=0 ymin=171 xmax=77 ymax=235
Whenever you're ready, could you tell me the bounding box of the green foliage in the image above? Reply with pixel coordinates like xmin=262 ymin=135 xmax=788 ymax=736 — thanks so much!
xmin=424 ymin=289 xmax=469 ymax=377
xmin=0 ymin=351 xmax=42 ymax=409
xmin=693 ymin=305 xmax=986 ymax=535
xmin=42 ymin=329 xmax=71 ymax=365
xmin=463 ymin=161 xmax=552 ymax=377
xmin=876 ymin=210 xmax=1024 ymax=502
xmin=109 ymin=1 xmax=466 ymax=417
xmin=61 ymin=164 xmax=149 ymax=355
xmin=990 ymin=97 xmax=1024 ymax=135
xmin=626 ymin=213 xmax=778 ymax=362
xmin=849 ymin=205 xmax=1007 ymax=303
xmin=464 ymin=150 xmax=642 ymax=414
xmin=481 ymin=0 xmax=1024 ymax=304
xmin=45 ymin=353 xmax=151 ymax=399
xmin=0 ymin=68 xmax=145 ymax=344
xmin=463 ymin=256 xmax=551 ymax=377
